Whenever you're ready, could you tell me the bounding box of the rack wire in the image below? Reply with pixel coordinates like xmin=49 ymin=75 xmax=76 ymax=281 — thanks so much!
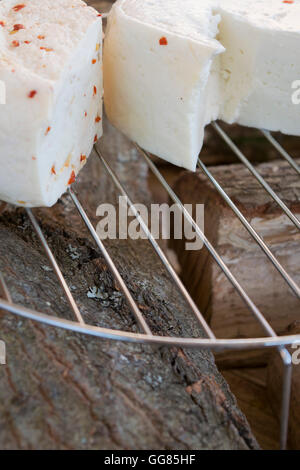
xmin=0 ymin=122 xmax=299 ymax=450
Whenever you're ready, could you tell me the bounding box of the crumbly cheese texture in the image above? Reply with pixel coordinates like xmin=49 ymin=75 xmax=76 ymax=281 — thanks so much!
xmin=0 ymin=0 xmax=103 ymax=207
xmin=104 ymin=0 xmax=300 ymax=171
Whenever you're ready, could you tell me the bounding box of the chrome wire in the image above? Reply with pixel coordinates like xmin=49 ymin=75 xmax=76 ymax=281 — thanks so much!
xmin=94 ymin=145 xmax=215 ymax=339
xmin=68 ymin=188 xmax=152 ymax=336
xmin=135 ymin=144 xmax=295 ymax=450
xmin=212 ymin=122 xmax=300 ymax=230
xmin=136 ymin=144 xmax=283 ymax=339
xmin=197 ymin=159 xmax=300 ymax=298
xmin=1 ymin=297 xmax=300 ymax=350
xmin=0 ymin=125 xmax=299 ymax=449
xmin=26 ymin=208 xmax=85 ymax=325
xmin=261 ymin=130 xmax=300 ymax=176
xmin=0 ymin=271 xmax=12 ymax=303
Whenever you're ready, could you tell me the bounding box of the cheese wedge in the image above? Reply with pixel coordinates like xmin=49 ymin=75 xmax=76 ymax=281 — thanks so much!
xmin=0 ymin=0 xmax=102 ymax=207
xmin=104 ymin=0 xmax=300 ymax=171
xmin=219 ymin=0 xmax=300 ymax=135
xmin=104 ymin=0 xmax=224 ymax=171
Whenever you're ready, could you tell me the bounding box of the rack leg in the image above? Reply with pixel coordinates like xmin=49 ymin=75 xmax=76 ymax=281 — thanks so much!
xmin=279 ymin=349 xmax=293 ymax=450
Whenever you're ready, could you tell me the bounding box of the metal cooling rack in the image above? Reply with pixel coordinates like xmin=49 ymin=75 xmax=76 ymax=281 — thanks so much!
xmin=0 ymin=122 xmax=299 ymax=450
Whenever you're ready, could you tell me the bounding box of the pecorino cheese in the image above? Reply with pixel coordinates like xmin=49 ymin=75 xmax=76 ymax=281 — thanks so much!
xmin=104 ymin=0 xmax=224 ymax=171
xmin=219 ymin=0 xmax=300 ymax=134
xmin=0 ymin=0 xmax=102 ymax=207
xmin=104 ymin=0 xmax=300 ymax=171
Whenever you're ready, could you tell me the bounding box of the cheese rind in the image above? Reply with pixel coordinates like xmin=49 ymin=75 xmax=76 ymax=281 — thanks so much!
xmin=104 ymin=0 xmax=300 ymax=171
xmin=0 ymin=0 xmax=103 ymax=207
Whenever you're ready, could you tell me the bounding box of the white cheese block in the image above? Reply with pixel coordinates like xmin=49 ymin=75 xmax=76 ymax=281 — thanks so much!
xmin=104 ymin=0 xmax=300 ymax=171
xmin=104 ymin=0 xmax=224 ymax=171
xmin=0 ymin=0 xmax=103 ymax=207
xmin=219 ymin=0 xmax=300 ymax=134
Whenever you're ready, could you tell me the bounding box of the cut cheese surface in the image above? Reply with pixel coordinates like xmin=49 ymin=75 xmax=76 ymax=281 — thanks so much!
xmin=104 ymin=0 xmax=224 ymax=171
xmin=0 ymin=0 xmax=103 ymax=207
xmin=219 ymin=0 xmax=300 ymax=133
xmin=104 ymin=0 xmax=300 ymax=171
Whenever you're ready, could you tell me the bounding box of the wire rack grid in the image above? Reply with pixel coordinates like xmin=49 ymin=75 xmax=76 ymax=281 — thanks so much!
xmin=0 ymin=122 xmax=299 ymax=450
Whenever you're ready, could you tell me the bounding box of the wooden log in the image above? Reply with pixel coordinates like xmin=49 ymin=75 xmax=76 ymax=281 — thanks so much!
xmin=215 ymin=349 xmax=272 ymax=370
xmin=267 ymin=322 xmax=300 ymax=450
xmin=222 ymin=367 xmax=280 ymax=450
xmin=171 ymin=159 xmax=300 ymax=343
xmin=89 ymin=0 xmax=114 ymax=14
xmin=0 ymin=116 xmax=259 ymax=450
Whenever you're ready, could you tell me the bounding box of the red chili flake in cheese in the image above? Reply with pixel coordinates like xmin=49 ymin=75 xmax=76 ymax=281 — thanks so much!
xmin=24 ymin=40 xmax=31 ymax=44
xmin=68 ymin=170 xmax=76 ymax=185
xmin=94 ymin=135 xmax=98 ymax=143
xmin=51 ymin=165 xmax=56 ymax=175
xmin=37 ymin=35 xmax=45 ymax=40
xmin=13 ymin=24 xmax=25 ymax=31
xmin=159 ymin=37 xmax=168 ymax=46
xmin=95 ymin=116 xmax=101 ymax=123
xmin=40 ymin=47 xmax=54 ymax=52
xmin=12 ymin=4 xmax=26 ymax=12
xmin=92 ymin=59 xmax=97 ymax=64
xmin=80 ymin=154 xmax=86 ymax=163
xmin=84 ymin=111 xmax=87 ymax=117
xmin=28 ymin=90 xmax=37 ymax=98
xmin=45 ymin=126 xmax=51 ymax=136
xmin=283 ymin=1 xmax=294 ymax=3
xmin=97 ymin=14 xmax=102 ymax=17
xmin=93 ymin=86 xmax=97 ymax=96
xmin=11 ymin=40 xmax=20 ymax=47
xmin=0 ymin=21 xmax=5 ymax=27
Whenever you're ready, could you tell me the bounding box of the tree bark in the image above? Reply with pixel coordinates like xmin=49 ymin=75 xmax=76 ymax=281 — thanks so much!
xmin=0 ymin=119 xmax=259 ymax=450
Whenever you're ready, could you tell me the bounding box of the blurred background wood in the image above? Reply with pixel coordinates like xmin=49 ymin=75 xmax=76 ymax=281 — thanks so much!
xmin=170 ymin=159 xmax=300 ymax=340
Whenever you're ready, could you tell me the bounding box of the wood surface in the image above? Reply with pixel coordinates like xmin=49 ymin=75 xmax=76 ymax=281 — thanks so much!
xmin=222 ymin=367 xmax=280 ymax=450
xmin=171 ymin=159 xmax=300 ymax=341
xmin=0 ymin=117 xmax=259 ymax=449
